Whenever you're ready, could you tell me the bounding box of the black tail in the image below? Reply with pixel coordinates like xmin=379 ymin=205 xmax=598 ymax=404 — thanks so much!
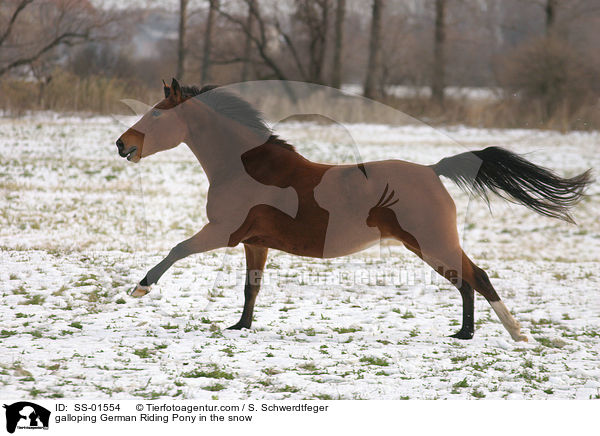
xmin=431 ymin=146 xmax=592 ymax=223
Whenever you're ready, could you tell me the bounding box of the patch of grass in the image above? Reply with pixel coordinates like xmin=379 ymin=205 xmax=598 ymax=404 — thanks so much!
xmin=137 ymin=390 xmax=167 ymax=399
xmin=203 ymin=383 xmax=226 ymax=392
xmin=22 ymin=294 xmax=46 ymax=305
xmin=161 ymin=323 xmax=178 ymax=330
xmin=52 ymin=285 xmax=68 ymax=296
xmin=69 ymin=321 xmax=83 ymax=329
xmin=0 ymin=330 xmax=17 ymax=338
xmin=182 ymin=365 xmax=234 ymax=380
xmin=360 ymin=356 xmax=389 ymax=366
xmin=536 ymin=337 xmax=566 ymax=348
xmin=28 ymin=388 xmax=44 ymax=398
xmin=303 ymin=327 xmax=316 ymax=336
xmin=453 ymin=378 xmax=469 ymax=388
xmin=471 ymin=389 xmax=486 ymax=398
xmin=299 ymin=362 xmax=318 ymax=371
xmin=28 ymin=330 xmax=43 ymax=338
xmin=220 ymin=346 xmax=234 ymax=357
xmin=470 ymin=362 xmax=489 ymax=372
xmin=133 ymin=348 xmax=153 ymax=359
xmin=115 ymin=298 xmax=126 ymax=304
xmin=13 ymin=286 xmax=27 ymax=295
xmin=276 ymin=385 xmax=300 ymax=393
xmin=333 ymin=326 xmax=362 ymax=334
xmin=392 ymin=308 xmax=415 ymax=319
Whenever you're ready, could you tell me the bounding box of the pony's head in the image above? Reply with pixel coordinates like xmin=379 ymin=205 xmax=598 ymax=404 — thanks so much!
xmin=116 ymin=78 xmax=189 ymax=162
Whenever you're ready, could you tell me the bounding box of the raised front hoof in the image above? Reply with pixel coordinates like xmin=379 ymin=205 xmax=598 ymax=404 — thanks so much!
xmin=130 ymin=283 xmax=151 ymax=297
xmin=226 ymin=322 xmax=251 ymax=330
xmin=449 ymin=329 xmax=474 ymax=340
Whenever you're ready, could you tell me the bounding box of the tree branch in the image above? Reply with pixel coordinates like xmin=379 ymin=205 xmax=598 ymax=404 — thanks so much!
xmin=0 ymin=30 xmax=90 ymax=76
xmin=273 ymin=20 xmax=307 ymax=80
xmin=0 ymin=0 xmax=34 ymax=46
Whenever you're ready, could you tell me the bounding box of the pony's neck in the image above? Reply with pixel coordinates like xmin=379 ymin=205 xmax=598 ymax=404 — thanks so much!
xmin=179 ymin=101 xmax=271 ymax=184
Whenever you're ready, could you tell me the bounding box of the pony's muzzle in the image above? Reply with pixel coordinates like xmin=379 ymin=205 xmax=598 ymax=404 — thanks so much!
xmin=116 ymin=139 xmax=138 ymax=161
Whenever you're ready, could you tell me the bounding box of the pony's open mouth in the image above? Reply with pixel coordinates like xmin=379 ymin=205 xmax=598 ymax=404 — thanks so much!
xmin=124 ymin=147 xmax=137 ymax=161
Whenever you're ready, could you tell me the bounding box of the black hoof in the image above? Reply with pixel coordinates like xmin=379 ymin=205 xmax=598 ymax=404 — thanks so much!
xmin=449 ymin=329 xmax=474 ymax=340
xmin=226 ymin=322 xmax=250 ymax=330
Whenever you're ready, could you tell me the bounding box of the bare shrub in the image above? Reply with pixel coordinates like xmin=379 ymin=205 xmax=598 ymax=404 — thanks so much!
xmin=497 ymin=37 xmax=599 ymax=125
xmin=0 ymin=69 xmax=158 ymax=115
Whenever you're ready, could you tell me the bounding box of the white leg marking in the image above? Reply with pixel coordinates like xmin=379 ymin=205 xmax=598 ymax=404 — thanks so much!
xmin=490 ymin=301 xmax=528 ymax=342
xmin=130 ymin=283 xmax=151 ymax=297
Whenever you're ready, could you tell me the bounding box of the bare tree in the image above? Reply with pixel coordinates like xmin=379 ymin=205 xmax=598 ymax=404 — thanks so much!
xmin=240 ymin=0 xmax=256 ymax=82
xmin=216 ymin=0 xmax=297 ymax=99
xmin=363 ymin=0 xmax=384 ymax=99
xmin=201 ymin=0 xmax=218 ymax=83
xmin=293 ymin=0 xmax=330 ymax=84
xmin=176 ymin=0 xmax=188 ymax=80
xmin=215 ymin=1 xmax=292 ymax=80
xmin=431 ymin=0 xmax=446 ymax=105
xmin=0 ymin=0 xmax=113 ymax=77
xmin=330 ymin=0 xmax=345 ymax=88
xmin=217 ymin=0 xmax=331 ymax=85
xmin=545 ymin=0 xmax=557 ymax=36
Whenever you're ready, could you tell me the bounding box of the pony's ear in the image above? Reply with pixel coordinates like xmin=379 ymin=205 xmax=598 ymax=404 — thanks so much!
xmin=162 ymin=79 xmax=170 ymax=98
xmin=170 ymin=78 xmax=182 ymax=103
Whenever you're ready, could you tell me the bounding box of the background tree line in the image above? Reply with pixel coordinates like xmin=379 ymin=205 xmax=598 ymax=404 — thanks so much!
xmin=1 ymin=0 xmax=599 ymax=130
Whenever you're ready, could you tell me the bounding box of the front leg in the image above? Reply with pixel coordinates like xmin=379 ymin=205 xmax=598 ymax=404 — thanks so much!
xmin=131 ymin=223 xmax=230 ymax=297
xmin=227 ymin=244 xmax=269 ymax=329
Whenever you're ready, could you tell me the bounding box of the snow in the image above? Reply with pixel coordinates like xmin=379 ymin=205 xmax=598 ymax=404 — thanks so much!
xmin=342 ymin=84 xmax=501 ymax=101
xmin=0 ymin=113 xmax=599 ymax=400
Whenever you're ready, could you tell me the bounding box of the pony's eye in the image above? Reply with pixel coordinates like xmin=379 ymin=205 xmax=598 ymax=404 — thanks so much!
xmin=152 ymin=109 xmax=161 ymax=117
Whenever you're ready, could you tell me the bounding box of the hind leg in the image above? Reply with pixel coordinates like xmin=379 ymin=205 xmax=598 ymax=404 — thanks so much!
xmin=425 ymin=248 xmax=528 ymax=342
xmin=399 ymin=232 xmax=526 ymax=341
xmin=227 ymin=244 xmax=269 ymax=330
xmin=383 ymin=220 xmax=474 ymax=339
xmin=403 ymin=243 xmax=474 ymax=339
xmin=463 ymin=256 xmax=528 ymax=342
xmin=372 ymin=207 xmax=527 ymax=341
xmin=449 ymin=282 xmax=475 ymax=339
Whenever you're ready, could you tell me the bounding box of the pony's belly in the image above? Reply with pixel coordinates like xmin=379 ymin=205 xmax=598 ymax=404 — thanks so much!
xmin=244 ymin=227 xmax=381 ymax=259
xmin=319 ymin=228 xmax=382 ymax=258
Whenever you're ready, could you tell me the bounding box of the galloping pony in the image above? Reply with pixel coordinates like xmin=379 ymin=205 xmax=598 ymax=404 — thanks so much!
xmin=116 ymin=79 xmax=591 ymax=341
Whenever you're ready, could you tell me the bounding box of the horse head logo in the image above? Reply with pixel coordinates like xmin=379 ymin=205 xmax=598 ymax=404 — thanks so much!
xmin=3 ymin=402 xmax=51 ymax=434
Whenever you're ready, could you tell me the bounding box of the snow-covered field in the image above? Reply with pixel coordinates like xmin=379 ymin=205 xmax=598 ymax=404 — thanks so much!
xmin=1 ymin=114 xmax=599 ymax=400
